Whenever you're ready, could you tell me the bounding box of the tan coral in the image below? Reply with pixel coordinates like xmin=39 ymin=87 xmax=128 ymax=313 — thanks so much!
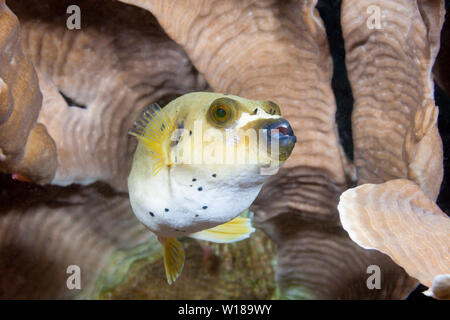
xmin=0 ymin=0 xmax=56 ymax=183
xmin=0 ymin=0 xmax=445 ymax=300
xmin=338 ymin=179 xmax=450 ymax=291
xmin=342 ymin=0 xmax=445 ymax=200
xmin=339 ymin=0 xmax=447 ymax=299
xmin=0 ymin=178 xmax=277 ymax=299
xmin=0 ymin=77 xmax=12 ymax=123
xmin=9 ymin=0 xmax=207 ymax=191
xmin=404 ymin=99 xmax=443 ymax=200
xmin=424 ymin=274 xmax=450 ymax=300
xmin=0 ymin=182 xmax=150 ymax=299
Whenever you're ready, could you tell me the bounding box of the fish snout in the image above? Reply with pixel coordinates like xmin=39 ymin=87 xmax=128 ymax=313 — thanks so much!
xmin=262 ymin=118 xmax=296 ymax=162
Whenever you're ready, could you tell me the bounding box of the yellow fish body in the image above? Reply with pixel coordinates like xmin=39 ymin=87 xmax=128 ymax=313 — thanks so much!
xmin=128 ymin=92 xmax=296 ymax=284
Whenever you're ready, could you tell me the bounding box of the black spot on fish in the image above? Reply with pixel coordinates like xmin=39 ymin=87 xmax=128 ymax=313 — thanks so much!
xmin=195 ymin=214 xmax=199 ymax=217
xmin=202 ymin=206 xmax=208 ymax=209
xmin=165 ymin=208 xmax=169 ymax=212
xmin=198 ymin=187 xmax=203 ymax=191
xmin=192 ymin=178 xmax=197 ymax=182
xmin=253 ymin=108 xmax=258 ymax=115
xmin=175 ymin=229 xmax=179 ymax=232
xmin=189 ymin=185 xmax=193 ymax=187
xmin=149 ymin=212 xmax=154 ymax=217
xmin=212 ymin=173 xmax=216 ymax=178
xmin=189 ymin=130 xmax=192 ymax=136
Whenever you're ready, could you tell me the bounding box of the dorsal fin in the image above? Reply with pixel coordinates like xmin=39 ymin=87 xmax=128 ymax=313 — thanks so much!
xmin=129 ymin=103 xmax=173 ymax=175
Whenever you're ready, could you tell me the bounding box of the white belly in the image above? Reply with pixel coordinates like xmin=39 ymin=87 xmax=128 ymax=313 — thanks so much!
xmin=128 ymin=163 xmax=266 ymax=238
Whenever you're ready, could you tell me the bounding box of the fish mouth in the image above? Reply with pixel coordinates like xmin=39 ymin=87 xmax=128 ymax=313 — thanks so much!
xmin=262 ymin=118 xmax=297 ymax=162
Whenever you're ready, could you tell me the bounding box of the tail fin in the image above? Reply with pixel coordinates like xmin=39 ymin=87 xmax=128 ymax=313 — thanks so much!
xmin=160 ymin=237 xmax=185 ymax=285
xmin=188 ymin=217 xmax=255 ymax=243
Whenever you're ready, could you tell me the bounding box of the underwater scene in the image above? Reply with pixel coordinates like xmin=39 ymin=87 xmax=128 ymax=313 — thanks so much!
xmin=0 ymin=0 xmax=449 ymax=300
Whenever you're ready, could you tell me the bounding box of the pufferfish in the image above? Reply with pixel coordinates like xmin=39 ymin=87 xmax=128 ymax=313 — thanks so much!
xmin=128 ymin=92 xmax=296 ymax=284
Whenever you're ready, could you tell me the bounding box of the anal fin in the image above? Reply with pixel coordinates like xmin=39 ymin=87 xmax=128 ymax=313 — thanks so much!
xmin=161 ymin=237 xmax=185 ymax=285
xmin=188 ymin=216 xmax=255 ymax=243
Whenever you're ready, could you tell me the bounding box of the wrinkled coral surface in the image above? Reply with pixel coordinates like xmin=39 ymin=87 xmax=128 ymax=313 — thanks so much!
xmin=0 ymin=0 xmax=448 ymax=300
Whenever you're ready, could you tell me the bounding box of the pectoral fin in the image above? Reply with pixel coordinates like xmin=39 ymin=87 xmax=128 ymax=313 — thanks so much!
xmin=188 ymin=217 xmax=255 ymax=243
xmin=129 ymin=103 xmax=173 ymax=176
xmin=160 ymin=237 xmax=185 ymax=285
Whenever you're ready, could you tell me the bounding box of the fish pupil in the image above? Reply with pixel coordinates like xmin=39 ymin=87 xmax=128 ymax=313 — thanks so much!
xmin=216 ymin=107 xmax=227 ymax=118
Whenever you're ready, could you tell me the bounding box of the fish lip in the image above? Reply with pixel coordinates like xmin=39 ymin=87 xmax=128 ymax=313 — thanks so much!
xmin=265 ymin=118 xmax=297 ymax=143
xmin=263 ymin=118 xmax=296 ymax=162
xmin=278 ymin=134 xmax=297 ymax=144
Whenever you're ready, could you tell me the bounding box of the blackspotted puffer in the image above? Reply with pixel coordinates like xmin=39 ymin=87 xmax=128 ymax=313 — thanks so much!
xmin=128 ymin=92 xmax=296 ymax=284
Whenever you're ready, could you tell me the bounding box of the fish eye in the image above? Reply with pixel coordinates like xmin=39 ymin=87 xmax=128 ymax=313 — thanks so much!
xmin=215 ymin=106 xmax=228 ymax=119
xmin=262 ymin=101 xmax=281 ymax=116
xmin=208 ymin=98 xmax=238 ymax=127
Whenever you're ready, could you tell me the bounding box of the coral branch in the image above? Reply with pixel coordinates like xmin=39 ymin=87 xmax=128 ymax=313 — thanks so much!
xmin=0 ymin=0 xmax=56 ymax=183
xmin=339 ymin=179 xmax=450 ymax=297
xmin=342 ymin=0 xmax=445 ymax=200
xmin=9 ymin=0 xmax=207 ymax=190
